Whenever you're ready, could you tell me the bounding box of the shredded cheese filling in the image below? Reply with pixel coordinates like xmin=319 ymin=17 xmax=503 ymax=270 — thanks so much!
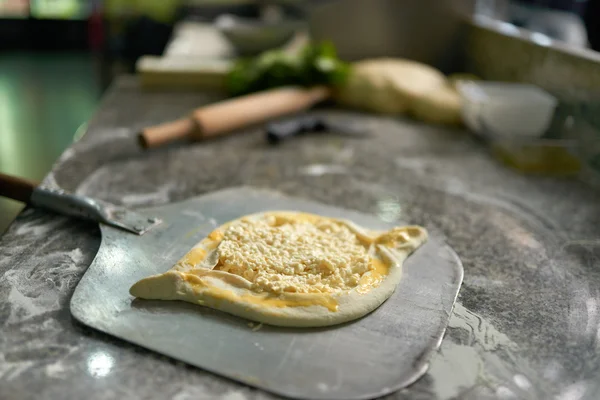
xmin=213 ymin=215 xmax=373 ymax=295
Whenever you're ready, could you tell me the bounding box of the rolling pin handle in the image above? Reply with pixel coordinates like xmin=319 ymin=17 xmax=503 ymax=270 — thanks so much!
xmin=138 ymin=118 xmax=199 ymax=149
xmin=0 ymin=173 xmax=38 ymax=204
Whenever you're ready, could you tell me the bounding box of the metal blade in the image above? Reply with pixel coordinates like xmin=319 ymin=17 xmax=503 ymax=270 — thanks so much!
xmin=30 ymin=187 xmax=162 ymax=235
xmin=71 ymin=187 xmax=463 ymax=400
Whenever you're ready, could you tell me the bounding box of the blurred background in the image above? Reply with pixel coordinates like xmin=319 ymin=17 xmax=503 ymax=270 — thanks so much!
xmin=0 ymin=0 xmax=180 ymax=231
xmin=1 ymin=0 xmax=599 ymax=232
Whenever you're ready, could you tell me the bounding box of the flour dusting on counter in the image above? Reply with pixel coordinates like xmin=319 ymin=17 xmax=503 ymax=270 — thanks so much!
xmin=1 ymin=76 xmax=599 ymax=399
xmin=121 ymin=182 xmax=177 ymax=206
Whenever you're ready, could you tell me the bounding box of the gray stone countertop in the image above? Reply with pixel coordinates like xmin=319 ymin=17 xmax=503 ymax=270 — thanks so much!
xmin=1 ymin=77 xmax=599 ymax=400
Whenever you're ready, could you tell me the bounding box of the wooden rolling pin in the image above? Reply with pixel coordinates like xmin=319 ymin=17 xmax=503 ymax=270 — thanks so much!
xmin=139 ymin=86 xmax=330 ymax=148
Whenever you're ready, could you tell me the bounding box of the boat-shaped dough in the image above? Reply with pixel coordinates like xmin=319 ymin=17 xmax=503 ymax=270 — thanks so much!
xmin=130 ymin=211 xmax=427 ymax=327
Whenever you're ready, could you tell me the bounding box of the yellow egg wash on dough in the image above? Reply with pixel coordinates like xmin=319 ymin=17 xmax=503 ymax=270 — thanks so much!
xmin=375 ymin=226 xmax=423 ymax=248
xmin=357 ymin=258 xmax=389 ymax=294
xmin=208 ymin=229 xmax=224 ymax=241
xmin=182 ymin=273 xmax=339 ymax=311
xmin=181 ymin=248 xmax=207 ymax=266
xmin=129 ymin=211 xmax=428 ymax=327
xmin=183 ymin=214 xmax=417 ymax=299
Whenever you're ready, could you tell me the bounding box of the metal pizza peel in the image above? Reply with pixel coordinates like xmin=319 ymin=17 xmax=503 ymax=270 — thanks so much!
xmin=65 ymin=187 xmax=462 ymax=400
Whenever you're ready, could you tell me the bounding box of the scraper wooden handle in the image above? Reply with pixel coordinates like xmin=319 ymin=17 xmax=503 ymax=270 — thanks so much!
xmin=0 ymin=172 xmax=38 ymax=203
xmin=139 ymin=86 xmax=331 ymax=148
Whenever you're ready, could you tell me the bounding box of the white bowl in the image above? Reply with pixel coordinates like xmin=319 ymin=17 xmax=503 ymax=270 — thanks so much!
xmin=215 ymin=14 xmax=302 ymax=56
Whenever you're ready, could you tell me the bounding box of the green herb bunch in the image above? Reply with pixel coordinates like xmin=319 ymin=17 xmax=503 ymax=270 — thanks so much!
xmin=227 ymin=42 xmax=349 ymax=96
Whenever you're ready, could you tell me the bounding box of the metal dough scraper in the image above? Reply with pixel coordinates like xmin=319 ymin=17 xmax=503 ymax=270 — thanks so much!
xmin=67 ymin=187 xmax=462 ymax=400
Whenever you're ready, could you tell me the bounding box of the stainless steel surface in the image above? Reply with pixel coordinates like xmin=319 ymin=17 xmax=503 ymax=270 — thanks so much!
xmin=508 ymin=3 xmax=588 ymax=49
xmin=30 ymin=187 xmax=161 ymax=235
xmin=306 ymin=0 xmax=475 ymax=71
xmin=474 ymin=0 xmax=509 ymax=20
xmin=70 ymin=187 xmax=463 ymax=400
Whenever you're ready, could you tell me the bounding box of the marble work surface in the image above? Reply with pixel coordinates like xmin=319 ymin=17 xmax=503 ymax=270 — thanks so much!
xmin=1 ymin=77 xmax=600 ymax=400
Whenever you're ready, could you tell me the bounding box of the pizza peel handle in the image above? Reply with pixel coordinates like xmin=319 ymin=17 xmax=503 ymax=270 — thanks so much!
xmin=0 ymin=172 xmax=37 ymax=203
xmin=0 ymin=172 xmax=161 ymax=235
xmin=139 ymin=86 xmax=331 ymax=148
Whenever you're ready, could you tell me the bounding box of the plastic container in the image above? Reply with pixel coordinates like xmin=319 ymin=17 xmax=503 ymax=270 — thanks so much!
xmin=456 ymin=81 xmax=582 ymax=175
xmin=489 ymin=137 xmax=581 ymax=176
xmin=569 ymin=114 xmax=600 ymax=188
xmin=458 ymin=81 xmax=558 ymax=139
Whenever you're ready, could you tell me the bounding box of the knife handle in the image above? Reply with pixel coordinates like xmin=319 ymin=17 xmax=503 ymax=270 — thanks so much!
xmin=0 ymin=173 xmax=38 ymax=203
xmin=139 ymin=86 xmax=331 ymax=148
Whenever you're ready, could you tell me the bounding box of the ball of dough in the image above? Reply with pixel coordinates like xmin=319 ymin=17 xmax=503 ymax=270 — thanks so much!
xmin=409 ymin=84 xmax=464 ymax=127
xmin=336 ymin=61 xmax=404 ymax=114
xmin=336 ymin=58 xmax=447 ymax=114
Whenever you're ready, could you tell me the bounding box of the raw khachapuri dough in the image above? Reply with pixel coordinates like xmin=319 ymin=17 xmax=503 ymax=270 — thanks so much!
xmin=130 ymin=211 xmax=427 ymax=327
